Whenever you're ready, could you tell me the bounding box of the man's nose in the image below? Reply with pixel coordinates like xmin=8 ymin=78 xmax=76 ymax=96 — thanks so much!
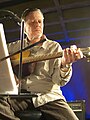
xmin=35 ymin=21 xmax=40 ymax=26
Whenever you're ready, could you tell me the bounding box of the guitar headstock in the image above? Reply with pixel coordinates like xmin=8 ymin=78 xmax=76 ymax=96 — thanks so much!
xmin=80 ymin=47 xmax=90 ymax=62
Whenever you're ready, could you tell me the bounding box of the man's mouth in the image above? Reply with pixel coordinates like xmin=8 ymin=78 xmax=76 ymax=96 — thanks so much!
xmin=34 ymin=29 xmax=41 ymax=32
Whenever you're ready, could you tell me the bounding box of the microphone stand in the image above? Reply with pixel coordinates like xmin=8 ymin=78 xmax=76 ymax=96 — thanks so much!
xmin=0 ymin=9 xmax=46 ymax=95
xmin=0 ymin=10 xmax=47 ymax=98
xmin=18 ymin=20 xmax=24 ymax=95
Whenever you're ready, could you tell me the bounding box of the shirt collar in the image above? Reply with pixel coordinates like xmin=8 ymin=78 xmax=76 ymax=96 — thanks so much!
xmin=25 ymin=37 xmax=49 ymax=50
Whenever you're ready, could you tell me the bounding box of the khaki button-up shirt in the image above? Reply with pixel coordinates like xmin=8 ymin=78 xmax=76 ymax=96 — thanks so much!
xmin=8 ymin=38 xmax=72 ymax=107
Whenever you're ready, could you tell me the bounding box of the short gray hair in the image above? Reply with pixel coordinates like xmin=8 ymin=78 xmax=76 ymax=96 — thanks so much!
xmin=21 ymin=8 xmax=44 ymax=21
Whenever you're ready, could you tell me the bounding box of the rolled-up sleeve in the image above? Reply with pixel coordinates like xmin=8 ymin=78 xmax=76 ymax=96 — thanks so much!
xmin=51 ymin=58 xmax=72 ymax=86
xmin=51 ymin=43 xmax=72 ymax=87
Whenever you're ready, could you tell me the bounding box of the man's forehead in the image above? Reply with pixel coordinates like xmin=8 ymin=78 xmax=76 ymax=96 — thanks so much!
xmin=26 ymin=11 xmax=43 ymax=20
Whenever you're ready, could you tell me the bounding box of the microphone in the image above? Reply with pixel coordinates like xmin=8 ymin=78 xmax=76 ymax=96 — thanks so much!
xmin=0 ymin=9 xmax=21 ymax=26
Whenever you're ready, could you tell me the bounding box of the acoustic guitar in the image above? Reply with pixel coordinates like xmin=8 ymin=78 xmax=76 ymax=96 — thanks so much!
xmin=10 ymin=47 xmax=90 ymax=78
xmin=12 ymin=47 xmax=90 ymax=66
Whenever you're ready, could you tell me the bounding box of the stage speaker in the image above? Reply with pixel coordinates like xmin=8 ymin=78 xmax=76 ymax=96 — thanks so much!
xmin=68 ymin=100 xmax=85 ymax=120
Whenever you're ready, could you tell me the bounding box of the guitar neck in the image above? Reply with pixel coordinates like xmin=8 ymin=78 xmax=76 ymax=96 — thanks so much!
xmin=12 ymin=47 xmax=90 ymax=66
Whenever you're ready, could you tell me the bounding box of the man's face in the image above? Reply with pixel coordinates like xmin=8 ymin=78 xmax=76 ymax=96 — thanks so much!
xmin=24 ymin=11 xmax=44 ymax=41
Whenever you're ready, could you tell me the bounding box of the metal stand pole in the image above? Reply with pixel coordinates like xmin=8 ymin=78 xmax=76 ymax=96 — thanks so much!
xmin=18 ymin=20 xmax=24 ymax=95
